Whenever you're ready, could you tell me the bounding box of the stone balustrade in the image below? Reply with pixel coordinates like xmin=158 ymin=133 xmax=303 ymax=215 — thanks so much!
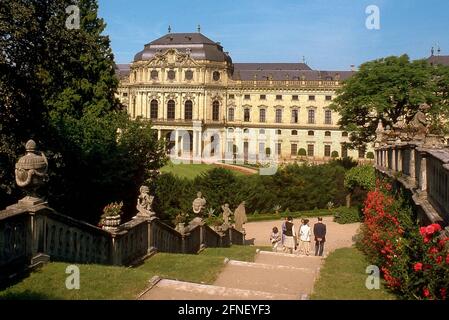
xmin=375 ymin=142 xmax=449 ymax=227
xmin=0 ymin=203 xmax=245 ymax=283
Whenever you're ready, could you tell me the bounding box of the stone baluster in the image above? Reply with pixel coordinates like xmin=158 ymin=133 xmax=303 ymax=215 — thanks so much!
xmin=419 ymin=151 xmax=428 ymax=192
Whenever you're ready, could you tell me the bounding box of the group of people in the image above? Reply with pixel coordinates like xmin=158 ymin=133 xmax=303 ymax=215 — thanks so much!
xmin=270 ymin=217 xmax=327 ymax=256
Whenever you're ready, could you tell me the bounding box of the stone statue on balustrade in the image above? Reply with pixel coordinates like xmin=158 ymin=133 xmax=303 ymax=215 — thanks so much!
xmin=407 ymin=103 xmax=431 ymax=141
xmin=136 ymin=185 xmax=155 ymax=218
xmin=221 ymin=203 xmax=233 ymax=227
xmin=192 ymin=191 xmax=206 ymax=216
xmin=14 ymin=139 xmax=49 ymax=207
xmin=233 ymin=201 xmax=248 ymax=232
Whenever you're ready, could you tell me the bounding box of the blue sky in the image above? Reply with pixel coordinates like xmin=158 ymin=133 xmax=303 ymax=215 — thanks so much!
xmin=99 ymin=0 xmax=449 ymax=70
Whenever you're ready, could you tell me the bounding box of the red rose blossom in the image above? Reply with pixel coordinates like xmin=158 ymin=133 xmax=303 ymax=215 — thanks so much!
xmin=423 ymin=288 xmax=431 ymax=298
xmin=428 ymin=247 xmax=439 ymax=254
xmin=436 ymin=256 xmax=443 ymax=264
xmin=413 ymin=262 xmax=423 ymax=272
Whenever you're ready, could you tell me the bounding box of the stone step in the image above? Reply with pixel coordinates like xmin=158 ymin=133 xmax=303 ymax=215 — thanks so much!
xmin=139 ymin=277 xmax=302 ymax=300
xmin=213 ymin=259 xmax=318 ymax=296
xmin=255 ymin=250 xmax=324 ymax=269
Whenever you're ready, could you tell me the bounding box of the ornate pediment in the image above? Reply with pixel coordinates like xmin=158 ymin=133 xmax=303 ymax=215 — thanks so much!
xmin=147 ymin=49 xmax=199 ymax=68
xmin=183 ymin=92 xmax=196 ymax=102
xmin=208 ymin=92 xmax=223 ymax=101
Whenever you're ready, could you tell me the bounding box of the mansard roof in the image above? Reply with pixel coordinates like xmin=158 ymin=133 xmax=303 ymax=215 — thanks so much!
xmin=134 ymin=32 xmax=233 ymax=63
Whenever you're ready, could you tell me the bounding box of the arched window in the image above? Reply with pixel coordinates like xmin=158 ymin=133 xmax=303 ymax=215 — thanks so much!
xmin=243 ymin=128 xmax=249 ymax=134
xmin=185 ymin=70 xmax=193 ymax=80
xmin=228 ymin=128 xmax=234 ymax=133
xmin=308 ymin=130 xmax=315 ymax=136
xmin=342 ymin=131 xmax=349 ymax=137
xmin=259 ymin=129 xmax=265 ymax=135
xmin=150 ymin=100 xmax=158 ymax=119
xmin=325 ymin=131 xmax=331 ymax=137
xmin=325 ymin=110 xmax=332 ymax=124
xmin=291 ymin=130 xmax=298 ymax=136
xmin=244 ymin=108 xmax=250 ymax=122
xmin=275 ymin=109 xmax=283 ymax=123
xmin=184 ymin=100 xmax=193 ymax=120
xmin=228 ymin=108 xmax=235 ymax=121
xmin=276 ymin=129 xmax=282 ymax=135
xmin=167 ymin=70 xmax=176 ymax=80
xmin=212 ymin=101 xmax=220 ymax=121
xmin=167 ymin=100 xmax=175 ymax=120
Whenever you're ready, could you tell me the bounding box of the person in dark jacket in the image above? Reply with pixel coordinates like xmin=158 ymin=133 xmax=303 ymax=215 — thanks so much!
xmin=313 ymin=217 xmax=327 ymax=256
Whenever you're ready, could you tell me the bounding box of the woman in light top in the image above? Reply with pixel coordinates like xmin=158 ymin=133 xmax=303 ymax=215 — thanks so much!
xmin=299 ymin=219 xmax=312 ymax=256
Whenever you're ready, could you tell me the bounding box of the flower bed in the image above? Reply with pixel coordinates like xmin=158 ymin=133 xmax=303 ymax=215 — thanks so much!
xmin=358 ymin=180 xmax=449 ymax=300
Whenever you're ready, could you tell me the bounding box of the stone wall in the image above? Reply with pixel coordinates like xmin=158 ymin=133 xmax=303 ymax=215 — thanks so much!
xmin=0 ymin=203 xmax=245 ymax=283
xmin=375 ymin=143 xmax=449 ymax=228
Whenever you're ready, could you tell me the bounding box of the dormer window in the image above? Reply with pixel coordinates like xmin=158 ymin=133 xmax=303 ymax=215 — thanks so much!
xmin=213 ymin=71 xmax=221 ymax=81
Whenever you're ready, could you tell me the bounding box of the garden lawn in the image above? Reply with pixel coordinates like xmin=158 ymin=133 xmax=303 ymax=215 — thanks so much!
xmin=160 ymin=163 xmax=244 ymax=179
xmin=0 ymin=245 xmax=266 ymax=300
xmin=311 ymin=247 xmax=397 ymax=300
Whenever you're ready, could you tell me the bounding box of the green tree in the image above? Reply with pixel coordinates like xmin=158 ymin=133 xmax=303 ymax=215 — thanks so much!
xmin=331 ymin=55 xmax=449 ymax=148
xmin=344 ymin=165 xmax=376 ymax=207
xmin=0 ymin=0 xmax=166 ymax=221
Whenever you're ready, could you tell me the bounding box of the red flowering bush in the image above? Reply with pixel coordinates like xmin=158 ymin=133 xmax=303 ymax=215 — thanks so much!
xmin=358 ymin=179 xmax=449 ymax=300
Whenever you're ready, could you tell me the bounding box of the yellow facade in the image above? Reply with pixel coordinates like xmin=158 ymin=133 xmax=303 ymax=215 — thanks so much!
xmin=116 ymin=32 xmax=372 ymax=163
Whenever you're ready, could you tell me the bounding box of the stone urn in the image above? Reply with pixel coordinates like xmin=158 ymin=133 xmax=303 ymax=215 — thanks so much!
xmin=15 ymin=139 xmax=49 ymax=207
xmin=102 ymin=215 xmax=121 ymax=232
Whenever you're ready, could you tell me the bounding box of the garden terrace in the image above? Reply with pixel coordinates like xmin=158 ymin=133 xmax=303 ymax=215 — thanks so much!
xmin=375 ymin=141 xmax=449 ymax=233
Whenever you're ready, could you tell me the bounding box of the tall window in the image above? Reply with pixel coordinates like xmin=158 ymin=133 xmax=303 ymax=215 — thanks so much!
xmin=291 ymin=144 xmax=298 ymax=156
xmin=184 ymin=100 xmax=193 ymax=120
xmin=308 ymin=109 xmax=315 ymax=124
xmin=307 ymin=144 xmax=314 ymax=157
xmin=150 ymin=100 xmax=158 ymax=119
xmin=212 ymin=101 xmax=220 ymax=121
xmin=228 ymin=108 xmax=234 ymax=121
xmin=259 ymin=142 xmax=265 ymax=157
xmin=324 ymin=145 xmax=331 ymax=157
xmin=358 ymin=147 xmax=366 ymax=159
xmin=325 ymin=110 xmax=332 ymax=124
xmin=275 ymin=109 xmax=282 ymax=123
xmin=341 ymin=144 xmax=348 ymax=158
xmin=167 ymin=100 xmax=175 ymax=120
xmin=291 ymin=109 xmax=298 ymax=123
xmin=276 ymin=143 xmax=282 ymax=156
xmin=244 ymin=108 xmax=250 ymax=122
xmin=259 ymin=109 xmax=266 ymax=123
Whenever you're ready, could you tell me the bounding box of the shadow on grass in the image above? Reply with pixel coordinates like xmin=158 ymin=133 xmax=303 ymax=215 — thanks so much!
xmin=245 ymin=238 xmax=255 ymax=245
xmin=0 ymin=290 xmax=54 ymax=300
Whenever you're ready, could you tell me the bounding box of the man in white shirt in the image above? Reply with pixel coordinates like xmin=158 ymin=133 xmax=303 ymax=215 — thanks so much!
xmin=299 ymin=219 xmax=312 ymax=255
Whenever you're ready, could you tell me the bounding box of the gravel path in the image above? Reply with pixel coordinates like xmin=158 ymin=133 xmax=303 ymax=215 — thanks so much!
xmin=244 ymin=216 xmax=361 ymax=255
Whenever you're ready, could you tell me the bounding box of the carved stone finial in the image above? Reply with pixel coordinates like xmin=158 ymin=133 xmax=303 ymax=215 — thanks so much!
xmin=168 ymin=25 xmax=172 ymax=33
xmin=15 ymin=139 xmax=48 ymax=207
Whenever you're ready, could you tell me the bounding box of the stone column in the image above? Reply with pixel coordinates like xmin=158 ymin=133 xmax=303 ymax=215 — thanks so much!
xmin=397 ymin=148 xmax=403 ymax=172
xmin=157 ymin=129 xmax=161 ymax=140
xmin=175 ymin=130 xmax=179 ymax=158
xmin=391 ymin=148 xmax=397 ymax=171
xmin=410 ymin=147 xmax=416 ymax=180
xmin=419 ymin=151 xmax=427 ymax=192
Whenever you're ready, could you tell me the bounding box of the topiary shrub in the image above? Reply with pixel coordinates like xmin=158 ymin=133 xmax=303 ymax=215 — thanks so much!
xmin=366 ymin=151 xmax=375 ymax=159
xmin=333 ymin=206 xmax=361 ymax=224
xmin=298 ymin=148 xmax=307 ymax=156
xmin=331 ymin=151 xmax=339 ymax=158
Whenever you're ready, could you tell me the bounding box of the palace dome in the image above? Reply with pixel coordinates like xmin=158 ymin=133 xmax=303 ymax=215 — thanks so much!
xmin=133 ymin=32 xmax=233 ymax=64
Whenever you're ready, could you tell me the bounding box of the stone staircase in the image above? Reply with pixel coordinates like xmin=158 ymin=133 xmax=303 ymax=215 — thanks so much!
xmin=138 ymin=250 xmax=324 ymax=300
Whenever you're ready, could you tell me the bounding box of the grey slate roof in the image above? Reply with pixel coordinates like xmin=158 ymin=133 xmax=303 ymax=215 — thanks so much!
xmin=427 ymin=55 xmax=449 ymax=66
xmin=232 ymin=63 xmax=353 ymax=81
xmin=115 ymin=64 xmax=130 ymax=78
xmin=134 ymin=32 xmax=232 ymax=63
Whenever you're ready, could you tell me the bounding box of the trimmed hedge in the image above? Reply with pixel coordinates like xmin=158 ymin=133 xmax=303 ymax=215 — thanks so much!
xmin=333 ymin=206 xmax=362 ymax=224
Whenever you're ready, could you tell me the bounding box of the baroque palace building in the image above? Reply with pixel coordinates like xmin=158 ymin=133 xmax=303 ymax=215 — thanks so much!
xmin=115 ymin=30 xmax=371 ymax=163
